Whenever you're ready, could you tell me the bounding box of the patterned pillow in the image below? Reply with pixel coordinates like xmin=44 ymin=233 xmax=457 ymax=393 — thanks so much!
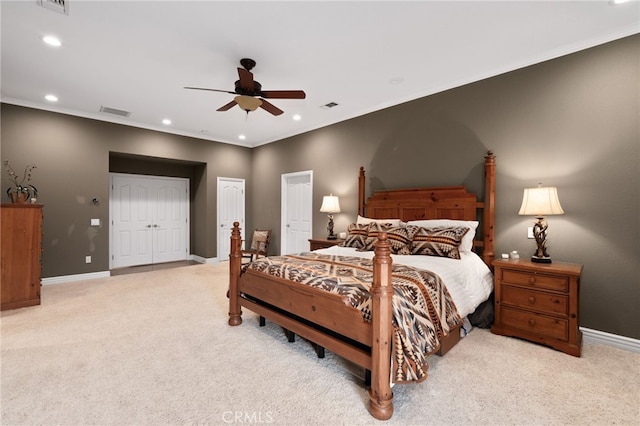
xmin=410 ymin=226 xmax=469 ymax=259
xmin=250 ymin=230 xmax=270 ymax=251
xmin=340 ymin=223 xmax=370 ymax=249
xmin=360 ymin=223 xmax=419 ymax=255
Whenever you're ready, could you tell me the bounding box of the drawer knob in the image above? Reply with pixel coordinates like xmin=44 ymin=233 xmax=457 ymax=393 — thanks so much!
xmin=528 ymin=296 xmax=536 ymax=304
xmin=528 ymin=319 xmax=536 ymax=327
xmin=528 ymin=276 xmax=536 ymax=284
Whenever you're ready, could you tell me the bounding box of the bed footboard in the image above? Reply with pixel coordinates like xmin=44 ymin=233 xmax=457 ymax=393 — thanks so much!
xmin=228 ymin=222 xmax=395 ymax=420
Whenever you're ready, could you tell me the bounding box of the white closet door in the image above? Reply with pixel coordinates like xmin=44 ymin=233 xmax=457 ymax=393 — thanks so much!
xmin=110 ymin=174 xmax=189 ymax=269
xmin=152 ymin=178 xmax=189 ymax=264
xmin=111 ymin=175 xmax=154 ymax=268
xmin=281 ymin=171 xmax=312 ymax=255
xmin=217 ymin=177 xmax=245 ymax=262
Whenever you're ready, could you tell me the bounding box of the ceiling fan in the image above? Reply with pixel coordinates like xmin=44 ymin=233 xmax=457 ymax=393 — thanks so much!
xmin=184 ymin=58 xmax=306 ymax=116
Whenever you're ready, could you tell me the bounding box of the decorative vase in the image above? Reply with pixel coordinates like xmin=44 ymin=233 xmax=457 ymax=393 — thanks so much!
xmin=9 ymin=191 xmax=28 ymax=204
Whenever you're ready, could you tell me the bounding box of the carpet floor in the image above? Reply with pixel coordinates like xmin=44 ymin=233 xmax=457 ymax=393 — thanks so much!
xmin=1 ymin=262 xmax=638 ymax=425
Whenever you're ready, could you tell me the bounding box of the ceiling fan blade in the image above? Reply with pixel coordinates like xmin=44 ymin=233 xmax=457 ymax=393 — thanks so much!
xmin=217 ymin=100 xmax=237 ymax=112
xmin=237 ymin=67 xmax=254 ymax=92
xmin=184 ymin=87 xmax=236 ymax=95
xmin=260 ymin=90 xmax=306 ymax=99
xmin=259 ymin=99 xmax=284 ymax=116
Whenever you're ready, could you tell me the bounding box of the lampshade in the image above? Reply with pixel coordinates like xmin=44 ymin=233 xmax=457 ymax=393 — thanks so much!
xmin=320 ymin=194 xmax=341 ymax=214
xmin=518 ymin=185 xmax=564 ymax=217
xmin=234 ymin=95 xmax=262 ymax=112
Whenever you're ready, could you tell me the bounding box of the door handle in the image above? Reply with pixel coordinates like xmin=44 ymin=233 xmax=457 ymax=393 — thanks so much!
xmin=146 ymin=224 xmax=152 ymax=228
xmin=153 ymin=224 xmax=159 ymax=228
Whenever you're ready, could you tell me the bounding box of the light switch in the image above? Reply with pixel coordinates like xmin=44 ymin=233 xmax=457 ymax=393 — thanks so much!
xmin=91 ymin=218 xmax=100 ymax=226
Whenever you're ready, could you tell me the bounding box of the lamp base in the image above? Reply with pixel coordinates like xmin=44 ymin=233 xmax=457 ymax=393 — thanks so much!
xmin=531 ymin=256 xmax=552 ymax=264
xmin=327 ymin=234 xmax=337 ymax=240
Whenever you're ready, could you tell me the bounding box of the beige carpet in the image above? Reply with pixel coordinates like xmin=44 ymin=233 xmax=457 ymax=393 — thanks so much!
xmin=1 ymin=263 xmax=638 ymax=425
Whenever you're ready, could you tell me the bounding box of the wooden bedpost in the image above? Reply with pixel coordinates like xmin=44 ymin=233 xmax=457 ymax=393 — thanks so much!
xmin=368 ymin=232 xmax=394 ymax=420
xmin=483 ymin=151 xmax=496 ymax=267
xmin=358 ymin=166 xmax=366 ymax=217
xmin=228 ymin=221 xmax=243 ymax=326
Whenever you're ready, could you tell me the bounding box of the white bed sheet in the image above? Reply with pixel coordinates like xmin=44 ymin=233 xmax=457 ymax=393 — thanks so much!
xmin=314 ymin=245 xmax=493 ymax=318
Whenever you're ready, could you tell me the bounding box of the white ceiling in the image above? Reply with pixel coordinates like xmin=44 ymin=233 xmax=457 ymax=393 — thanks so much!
xmin=1 ymin=1 xmax=638 ymax=148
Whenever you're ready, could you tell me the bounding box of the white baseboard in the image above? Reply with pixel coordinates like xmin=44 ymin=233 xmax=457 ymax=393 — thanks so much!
xmin=191 ymin=255 xmax=219 ymax=264
xmin=42 ymin=271 xmax=111 ymax=285
xmin=581 ymin=327 xmax=640 ymax=353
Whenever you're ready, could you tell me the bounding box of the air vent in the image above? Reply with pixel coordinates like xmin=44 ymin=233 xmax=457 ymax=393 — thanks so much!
xmin=37 ymin=0 xmax=69 ymax=15
xmin=321 ymin=102 xmax=339 ymax=109
xmin=100 ymin=106 xmax=131 ymax=118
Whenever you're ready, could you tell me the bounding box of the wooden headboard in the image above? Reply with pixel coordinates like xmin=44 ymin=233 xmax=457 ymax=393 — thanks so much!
xmin=358 ymin=151 xmax=496 ymax=266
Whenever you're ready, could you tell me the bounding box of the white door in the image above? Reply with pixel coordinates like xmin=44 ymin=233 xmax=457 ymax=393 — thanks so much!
xmin=281 ymin=171 xmax=313 ymax=254
xmin=110 ymin=174 xmax=189 ymax=268
xmin=152 ymin=179 xmax=190 ymax=264
xmin=217 ymin=177 xmax=245 ymax=262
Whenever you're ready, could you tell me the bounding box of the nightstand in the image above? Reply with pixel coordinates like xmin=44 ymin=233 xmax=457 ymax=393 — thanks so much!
xmin=308 ymin=238 xmax=343 ymax=251
xmin=491 ymin=259 xmax=583 ymax=357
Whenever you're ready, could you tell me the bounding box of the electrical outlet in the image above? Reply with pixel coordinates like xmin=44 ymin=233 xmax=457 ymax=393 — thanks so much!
xmin=85 ymin=256 xmax=91 ymax=264
xmin=527 ymin=227 xmax=534 ymax=239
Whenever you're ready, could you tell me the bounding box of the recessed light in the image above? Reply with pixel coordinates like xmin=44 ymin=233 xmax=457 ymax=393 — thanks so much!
xmin=389 ymin=77 xmax=404 ymax=85
xmin=42 ymin=35 xmax=61 ymax=47
xmin=45 ymin=94 xmax=58 ymax=102
xmin=292 ymin=114 xmax=301 ymax=121
xmin=238 ymin=135 xmax=246 ymax=140
xmin=162 ymin=119 xmax=171 ymax=125
xmin=609 ymin=0 xmax=630 ymax=4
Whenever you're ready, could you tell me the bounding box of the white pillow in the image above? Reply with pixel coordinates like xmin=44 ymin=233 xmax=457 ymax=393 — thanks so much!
xmin=406 ymin=219 xmax=479 ymax=252
xmin=357 ymin=215 xmax=402 ymax=227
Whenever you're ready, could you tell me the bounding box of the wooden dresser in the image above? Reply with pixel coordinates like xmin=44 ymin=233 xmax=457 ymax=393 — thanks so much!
xmin=1 ymin=204 xmax=43 ymax=310
xmin=491 ymin=258 xmax=583 ymax=356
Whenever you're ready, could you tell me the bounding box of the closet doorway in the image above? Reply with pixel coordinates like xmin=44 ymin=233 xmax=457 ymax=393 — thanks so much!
xmin=110 ymin=173 xmax=189 ymax=269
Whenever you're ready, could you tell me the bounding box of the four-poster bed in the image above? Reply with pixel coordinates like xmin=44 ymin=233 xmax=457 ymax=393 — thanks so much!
xmin=228 ymin=151 xmax=496 ymax=420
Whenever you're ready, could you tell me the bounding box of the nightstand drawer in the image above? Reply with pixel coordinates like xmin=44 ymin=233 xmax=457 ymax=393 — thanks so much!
xmin=502 ymin=306 xmax=568 ymax=341
xmin=501 ymin=269 xmax=568 ymax=292
xmin=501 ymin=285 xmax=568 ymax=316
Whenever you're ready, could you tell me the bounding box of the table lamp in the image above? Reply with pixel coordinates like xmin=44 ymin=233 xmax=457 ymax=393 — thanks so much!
xmin=518 ymin=183 xmax=564 ymax=263
xmin=320 ymin=194 xmax=340 ymax=240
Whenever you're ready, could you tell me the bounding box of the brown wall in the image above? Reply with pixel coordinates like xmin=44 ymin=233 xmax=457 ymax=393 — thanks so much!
xmin=1 ymin=35 xmax=637 ymax=339
xmin=252 ymin=35 xmax=639 ymax=339
xmin=0 ymin=108 xmax=252 ymax=276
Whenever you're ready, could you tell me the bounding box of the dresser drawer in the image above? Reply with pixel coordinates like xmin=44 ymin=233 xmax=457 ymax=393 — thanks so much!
xmin=501 ymin=306 xmax=568 ymax=341
xmin=501 ymin=285 xmax=568 ymax=316
xmin=501 ymin=269 xmax=568 ymax=292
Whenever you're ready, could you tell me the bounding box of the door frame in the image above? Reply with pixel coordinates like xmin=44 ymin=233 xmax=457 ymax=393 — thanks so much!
xmin=280 ymin=170 xmax=313 ymax=255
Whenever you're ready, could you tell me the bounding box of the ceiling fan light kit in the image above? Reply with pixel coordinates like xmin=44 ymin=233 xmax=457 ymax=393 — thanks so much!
xmin=185 ymin=58 xmax=305 ymax=116
xmin=234 ymin=95 xmax=262 ymax=112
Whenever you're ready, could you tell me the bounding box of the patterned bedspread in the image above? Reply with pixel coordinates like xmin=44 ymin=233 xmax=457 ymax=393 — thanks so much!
xmin=244 ymin=252 xmax=462 ymax=383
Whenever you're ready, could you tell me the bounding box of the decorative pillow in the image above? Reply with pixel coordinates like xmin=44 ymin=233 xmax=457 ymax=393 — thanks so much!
xmin=250 ymin=230 xmax=270 ymax=251
xmin=356 ymin=215 xmax=402 ymax=227
xmin=407 ymin=219 xmax=478 ymax=252
xmin=410 ymin=226 xmax=469 ymax=259
xmin=360 ymin=223 xmax=419 ymax=255
xmin=340 ymin=223 xmax=370 ymax=249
